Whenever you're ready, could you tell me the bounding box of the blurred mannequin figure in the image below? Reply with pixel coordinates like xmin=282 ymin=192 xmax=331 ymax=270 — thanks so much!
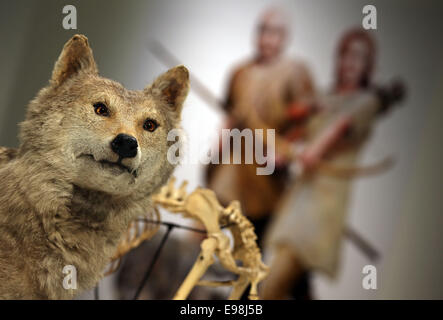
xmin=262 ymin=28 xmax=405 ymax=299
xmin=206 ymin=7 xmax=315 ymax=246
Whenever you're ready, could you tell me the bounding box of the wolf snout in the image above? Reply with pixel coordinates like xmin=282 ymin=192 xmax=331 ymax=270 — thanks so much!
xmin=111 ymin=134 xmax=138 ymax=158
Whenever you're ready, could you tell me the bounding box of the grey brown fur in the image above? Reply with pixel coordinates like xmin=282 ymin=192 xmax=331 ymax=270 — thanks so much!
xmin=0 ymin=35 xmax=189 ymax=299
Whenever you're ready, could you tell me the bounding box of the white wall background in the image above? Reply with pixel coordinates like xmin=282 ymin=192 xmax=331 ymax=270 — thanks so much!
xmin=0 ymin=0 xmax=442 ymax=299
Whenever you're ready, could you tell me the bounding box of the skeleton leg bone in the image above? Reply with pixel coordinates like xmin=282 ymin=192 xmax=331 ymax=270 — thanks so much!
xmin=173 ymin=237 xmax=218 ymax=300
xmin=228 ymin=275 xmax=250 ymax=300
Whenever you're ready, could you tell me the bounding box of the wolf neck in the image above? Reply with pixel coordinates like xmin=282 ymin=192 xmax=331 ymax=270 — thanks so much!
xmin=17 ymin=154 xmax=145 ymax=260
xmin=67 ymin=185 xmax=147 ymax=246
xmin=71 ymin=185 xmax=136 ymax=223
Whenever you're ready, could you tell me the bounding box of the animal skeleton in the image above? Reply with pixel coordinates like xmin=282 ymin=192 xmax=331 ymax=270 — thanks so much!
xmin=106 ymin=177 xmax=269 ymax=300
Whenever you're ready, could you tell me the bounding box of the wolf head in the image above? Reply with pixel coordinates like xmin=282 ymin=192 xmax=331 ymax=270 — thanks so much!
xmin=19 ymin=35 xmax=189 ymax=197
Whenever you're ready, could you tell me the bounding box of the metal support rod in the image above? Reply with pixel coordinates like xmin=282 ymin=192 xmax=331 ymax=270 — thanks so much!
xmin=133 ymin=224 xmax=174 ymax=300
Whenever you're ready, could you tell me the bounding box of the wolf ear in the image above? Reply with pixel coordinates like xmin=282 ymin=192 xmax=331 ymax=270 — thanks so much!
xmin=145 ymin=65 xmax=190 ymax=115
xmin=50 ymin=34 xmax=98 ymax=87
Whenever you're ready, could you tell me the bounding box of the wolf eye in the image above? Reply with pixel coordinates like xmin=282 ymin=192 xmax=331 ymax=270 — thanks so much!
xmin=143 ymin=119 xmax=158 ymax=132
xmin=93 ymin=103 xmax=110 ymax=116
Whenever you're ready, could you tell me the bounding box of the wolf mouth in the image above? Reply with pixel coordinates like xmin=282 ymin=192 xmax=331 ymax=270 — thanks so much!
xmin=80 ymin=154 xmax=137 ymax=178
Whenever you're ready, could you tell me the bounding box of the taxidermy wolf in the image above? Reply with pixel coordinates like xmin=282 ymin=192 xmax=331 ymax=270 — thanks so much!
xmin=0 ymin=34 xmax=189 ymax=299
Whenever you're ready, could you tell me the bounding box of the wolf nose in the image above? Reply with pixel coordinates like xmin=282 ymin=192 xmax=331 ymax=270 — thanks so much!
xmin=111 ymin=134 xmax=138 ymax=158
